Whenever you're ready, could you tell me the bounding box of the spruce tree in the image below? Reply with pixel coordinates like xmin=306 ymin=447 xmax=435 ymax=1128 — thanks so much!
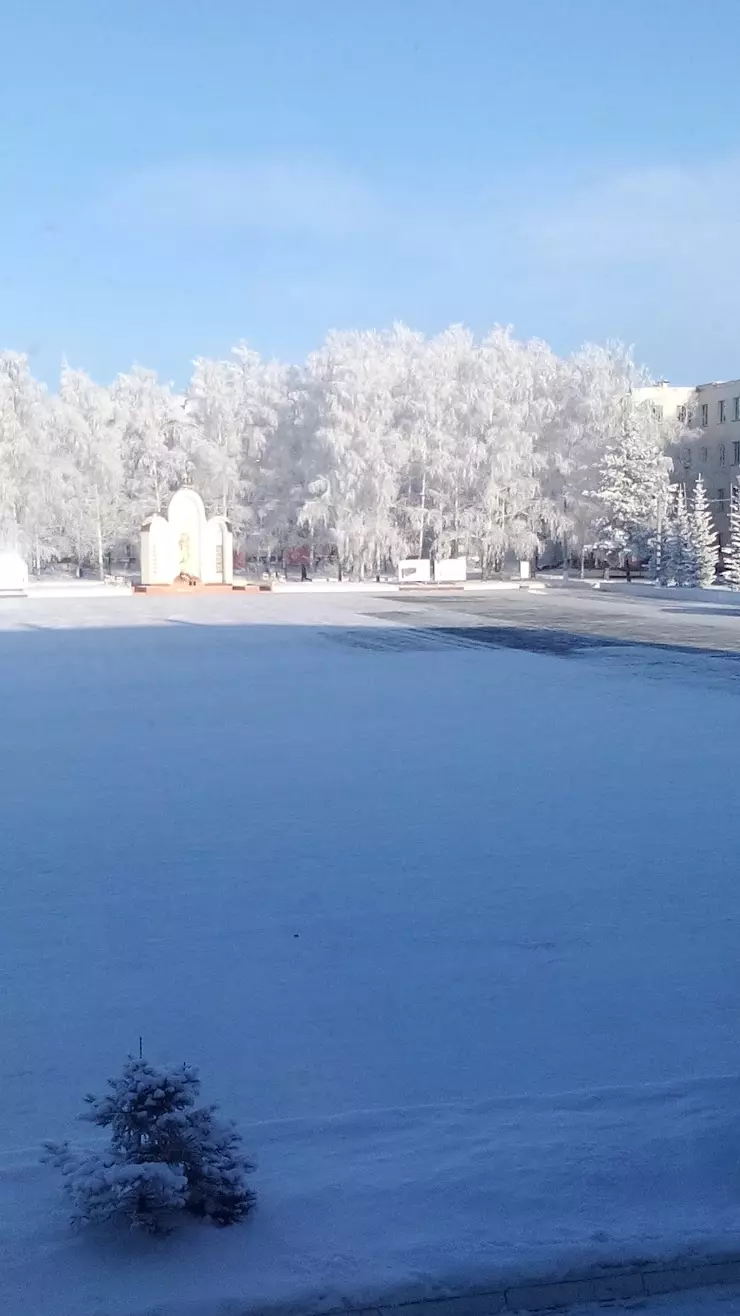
xmin=724 ymin=484 xmax=740 ymax=590
xmin=688 ymin=476 xmax=718 ymax=587
xmin=44 ymin=1057 xmax=255 ymax=1234
xmin=596 ymin=412 xmax=672 ymax=562
xmin=664 ymin=486 xmax=694 ymax=586
xmin=648 ymin=520 xmax=668 ymax=584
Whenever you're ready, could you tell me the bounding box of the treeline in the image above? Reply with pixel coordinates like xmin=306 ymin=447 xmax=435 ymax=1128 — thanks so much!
xmin=0 ymin=326 xmax=683 ymax=577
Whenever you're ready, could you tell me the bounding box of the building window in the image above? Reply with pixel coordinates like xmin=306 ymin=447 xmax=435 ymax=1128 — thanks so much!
xmin=677 ymin=405 xmax=687 ymax=423
xmin=683 ymin=446 xmax=692 ymax=469
xmin=719 ymin=399 xmax=727 ymax=423
xmin=717 ymin=489 xmax=726 ymax=510
xmin=734 ymin=397 xmax=740 ymax=421
xmin=652 ymin=403 xmax=663 ymax=420
xmin=719 ymin=443 xmax=726 ymax=465
xmin=735 ymin=441 xmax=740 ymax=465
xmin=701 ymin=402 xmax=709 ymax=426
xmin=701 ymin=445 xmax=708 ymax=463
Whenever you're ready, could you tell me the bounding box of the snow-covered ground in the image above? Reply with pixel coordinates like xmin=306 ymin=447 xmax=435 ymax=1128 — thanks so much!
xmin=2 ymin=591 xmax=740 ymax=1316
xmin=580 ymin=1288 xmax=740 ymax=1314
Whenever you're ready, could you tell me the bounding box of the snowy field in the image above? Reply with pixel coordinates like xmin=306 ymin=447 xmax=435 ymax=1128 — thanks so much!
xmin=3 ymin=588 xmax=740 ymax=1316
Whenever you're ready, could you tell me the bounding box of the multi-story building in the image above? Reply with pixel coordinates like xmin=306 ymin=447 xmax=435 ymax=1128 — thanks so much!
xmin=634 ymin=379 xmax=740 ymax=545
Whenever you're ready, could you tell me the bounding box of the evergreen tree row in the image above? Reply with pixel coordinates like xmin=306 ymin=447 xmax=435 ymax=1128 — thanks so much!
xmin=653 ymin=477 xmax=720 ymax=587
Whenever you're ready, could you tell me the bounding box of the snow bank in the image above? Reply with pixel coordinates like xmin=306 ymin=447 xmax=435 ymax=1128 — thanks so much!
xmin=26 ymin=580 xmax=132 ymax=599
xmin=588 ymin=580 xmax=740 ymax=606
xmin=3 ymin=1077 xmax=740 ymax=1316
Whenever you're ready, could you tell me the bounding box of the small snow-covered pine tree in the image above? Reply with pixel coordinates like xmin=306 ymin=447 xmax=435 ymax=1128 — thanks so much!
xmin=44 ymin=1057 xmax=255 ymax=1234
xmin=724 ymin=484 xmax=740 ymax=590
xmin=687 ymin=476 xmax=718 ymax=587
xmin=664 ymin=486 xmax=694 ymax=586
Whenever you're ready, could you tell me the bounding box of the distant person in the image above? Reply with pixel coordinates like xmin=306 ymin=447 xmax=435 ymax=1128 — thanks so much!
xmin=624 ymin=558 xmax=631 ymax=583
xmin=301 ymin=563 xmax=308 ymax=582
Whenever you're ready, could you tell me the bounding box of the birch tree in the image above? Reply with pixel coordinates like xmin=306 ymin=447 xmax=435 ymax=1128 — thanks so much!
xmin=0 ymin=353 xmax=51 ymax=555
xmin=299 ymin=328 xmax=406 ymax=577
xmin=59 ymin=366 xmax=124 ymax=577
xmin=185 ymin=344 xmax=286 ymax=541
xmin=114 ymin=367 xmax=188 ymax=521
xmin=462 ymin=329 xmax=553 ymax=573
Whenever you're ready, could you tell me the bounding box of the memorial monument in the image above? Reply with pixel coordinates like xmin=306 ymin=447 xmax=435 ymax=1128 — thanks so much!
xmin=138 ymin=487 xmax=234 ymax=592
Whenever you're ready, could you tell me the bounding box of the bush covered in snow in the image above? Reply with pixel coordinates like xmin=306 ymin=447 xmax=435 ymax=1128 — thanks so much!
xmin=44 ymin=1057 xmax=256 ymax=1234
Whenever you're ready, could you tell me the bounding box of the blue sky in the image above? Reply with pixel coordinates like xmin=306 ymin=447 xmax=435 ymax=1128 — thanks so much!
xmin=3 ymin=0 xmax=740 ymax=387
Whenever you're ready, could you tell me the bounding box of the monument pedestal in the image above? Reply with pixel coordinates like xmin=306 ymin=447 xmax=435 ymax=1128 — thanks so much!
xmin=134 ymin=580 xmax=264 ymax=595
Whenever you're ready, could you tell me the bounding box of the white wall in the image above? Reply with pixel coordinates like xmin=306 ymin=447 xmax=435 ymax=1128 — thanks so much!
xmin=634 ymin=380 xmax=740 ymax=543
xmin=686 ymin=380 xmax=740 ymax=539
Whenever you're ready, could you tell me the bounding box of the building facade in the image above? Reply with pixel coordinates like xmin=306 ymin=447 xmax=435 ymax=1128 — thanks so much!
xmin=634 ymin=379 xmax=740 ymax=544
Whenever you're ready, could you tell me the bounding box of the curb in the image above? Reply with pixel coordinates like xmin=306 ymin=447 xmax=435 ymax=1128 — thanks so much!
xmin=268 ymin=581 xmax=548 ymax=595
xmin=253 ymin=1255 xmax=740 ymax=1316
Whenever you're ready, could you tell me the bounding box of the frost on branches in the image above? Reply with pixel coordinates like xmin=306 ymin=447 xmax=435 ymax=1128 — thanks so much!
xmin=595 ymin=405 xmax=672 ymax=560
xmin=724 ymin=484 xmax=740 ymax=590
xmin=43 ymin=1057 xmax=255 ymax=1234
xmin=688 ymin=476 xmax=718 ymax=587
xmin=663 ymin=486 xmax=694 ymax=586
xmin=0 ymin=331 xmax=691 ymax=580
xmin=659 ymin=480 xmax=718 ymax=588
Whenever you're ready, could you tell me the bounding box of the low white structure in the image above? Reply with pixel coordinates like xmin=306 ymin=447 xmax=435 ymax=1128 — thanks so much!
xmin=398 ymin=558 xmax=431 ymax=584
xmin=140 ymin=514 xmax=178 ymax=585
xmin=434 ymin=557 xmax=467 ymax=584
xmin=203 ymin=515 xmax=234 ymax=585
xmin=140 ymin=488 xmax=233 ymax=587
xmin=0 ymin=551 xmax=29 ymax=597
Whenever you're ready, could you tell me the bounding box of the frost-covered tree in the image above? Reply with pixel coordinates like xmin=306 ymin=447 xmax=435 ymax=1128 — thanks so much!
xmin=58 ymin=366 xmax=125 ymax=576
xmin=44 ymin=1057 xmax=255 ymax=1234
xmin=648 ymin=518 xmax=669 ymax=584
xmin=394 ymin=325 xmax=468 ymax=561
xmin=664 ymin=485 xmax=694 ymax=586
xmin=723 ymin=484 xmax=740 ymax=590
xmin=185 ymin=345 xmax=286 ymax=540
xmin=465 ymin=328 xmax=554 ymax=572
xmin=185 ymin=355 xmax=244 ymax=521
xmin=114 ymin=368 xmax=188 ymax=521
xmin=542 ymin=342 xmax=643 ymax=569
xmin=230 ymin=345 xmax=287 ymax=540
xmin=595 ymin=402 xmax=673 ymax=560
xmin=298 ymin=327 xmax=407 ymax=578
xmin=0 ymin=327 xmax=705 ymax=578
xmin=0 ymin=353 xmax=60 ymax=561
xmin=687 ymin=475 xmax=718 ymax=587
